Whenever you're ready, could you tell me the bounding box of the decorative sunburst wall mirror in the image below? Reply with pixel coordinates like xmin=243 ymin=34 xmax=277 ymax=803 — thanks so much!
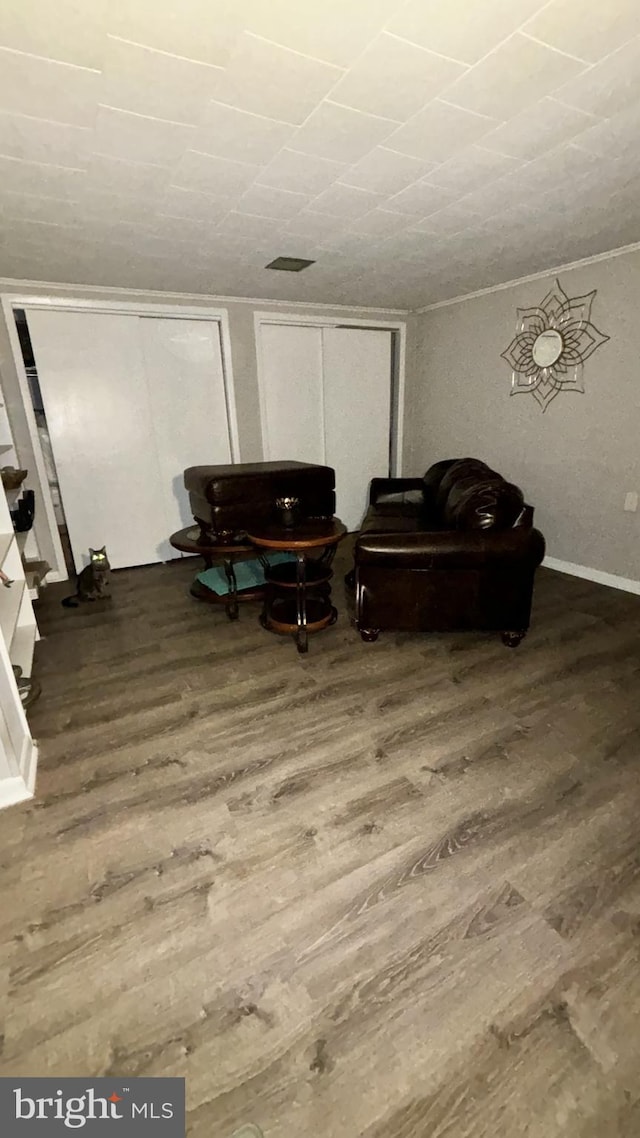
xmin=501 ymin=278 xmax=609 ymax=412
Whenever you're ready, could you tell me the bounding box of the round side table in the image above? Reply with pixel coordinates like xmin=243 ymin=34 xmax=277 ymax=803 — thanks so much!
xmin=169 ymin=526 xmax=264 ymax=621
xmin=246 ymin=519 xmax=347 ymax=653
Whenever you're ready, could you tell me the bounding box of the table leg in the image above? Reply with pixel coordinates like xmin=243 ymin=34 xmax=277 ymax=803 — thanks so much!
xmin=295 ymin=551 xmax=308 ymax=654
xmin=223 ymin=558 xmax=239 ymax=621
xmin=256 ymin=552 xmax=272 ymax=630
xmin=317 ymin=543 xmax=338 ymax=568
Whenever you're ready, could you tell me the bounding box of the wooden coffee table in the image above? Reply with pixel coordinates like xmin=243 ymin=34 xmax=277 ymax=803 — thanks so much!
xmin=247 ymin=518 xmax=347 ymax=654
xmin=169 ymin=525 xmax=263 ymax=621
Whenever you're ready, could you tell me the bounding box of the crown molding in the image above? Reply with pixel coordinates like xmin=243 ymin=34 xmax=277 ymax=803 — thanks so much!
xmin=0 ymin=276 xmax=409 ymax=317
xmin=5 ymin=236 xmax=640 ymax=319
xmin=413 ymin=239 xmax=640 ymax=315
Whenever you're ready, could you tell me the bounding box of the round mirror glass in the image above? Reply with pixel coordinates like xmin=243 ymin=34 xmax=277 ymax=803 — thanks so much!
xmin=532 ymin=328 xmax=563 ymax=367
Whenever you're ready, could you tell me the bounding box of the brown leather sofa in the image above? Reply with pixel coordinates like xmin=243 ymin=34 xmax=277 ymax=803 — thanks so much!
xmin=353 ymin=458 xmax=545 ymax=646
xmin=184 ymin=460 xmax=335 ymax=542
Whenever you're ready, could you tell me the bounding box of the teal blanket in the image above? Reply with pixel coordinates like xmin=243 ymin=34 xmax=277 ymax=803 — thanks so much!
xmin=196 ymin=553 xmax=293 ymax=596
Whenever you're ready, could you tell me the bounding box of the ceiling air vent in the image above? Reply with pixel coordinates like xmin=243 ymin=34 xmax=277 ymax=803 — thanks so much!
xmin=265 ymin=256 xmax=315 ymax=272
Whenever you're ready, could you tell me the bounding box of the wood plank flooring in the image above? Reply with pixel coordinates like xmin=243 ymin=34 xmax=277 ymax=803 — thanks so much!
xmin=1 ymin=544 xmax=640 ymax=1137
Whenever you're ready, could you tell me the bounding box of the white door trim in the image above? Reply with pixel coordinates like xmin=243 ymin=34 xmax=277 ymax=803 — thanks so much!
xmin=253 ymin=311 xmax=407 ymax=475
xmin=1 ymin=294 xmax=240 ymax=579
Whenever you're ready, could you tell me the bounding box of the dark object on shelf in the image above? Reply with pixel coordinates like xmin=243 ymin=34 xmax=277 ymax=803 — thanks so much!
xmin=2 ymin=466 xmax=28 ymax=490
xmin=24 ymin=558 xmax=50 ymax=596
xmin=275 ymin=495 xmax=301 ymax=529
xmin=248 ymin=518 xmax=346 ymax=654
xmin=350 ymin=458 xmax=545 ymax=646
xmin=10 ymin=488 xmax=35 ymax=532
xmin=183 ymin=461 xmax=335 ymax=545
xmin=12 ymin=665 xmax=41 ymax=711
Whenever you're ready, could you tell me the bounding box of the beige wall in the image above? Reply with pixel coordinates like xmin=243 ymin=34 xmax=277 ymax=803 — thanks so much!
xmin=404 ymin=249 xmax=640 ymax=582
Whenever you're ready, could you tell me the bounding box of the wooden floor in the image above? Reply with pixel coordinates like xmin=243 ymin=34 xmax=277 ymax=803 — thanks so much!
xmin=1 ymin=545 xmax=640 ymax=1137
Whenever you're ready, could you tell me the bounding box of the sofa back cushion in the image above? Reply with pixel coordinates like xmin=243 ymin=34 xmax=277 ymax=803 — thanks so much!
xmin=434 ymin=458 xmax=494 ymax=510
xmin=422 ymin=459 xmax=458 ymax=505
xmin=421 ymin=457 xmax=526 ymax=531
xmin=444 ymin=476 xmax=525 ymax=531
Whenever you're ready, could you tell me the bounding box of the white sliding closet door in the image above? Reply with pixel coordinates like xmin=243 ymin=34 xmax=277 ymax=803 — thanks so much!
xmin=258 ymin=324 xmax=324 ymax=463
xmin=26 ymin=309 xmax=233 ymax=571
xmin=26 ymin=309 xmax=166 ymax=571
xmin=138 ymin=317 xmax=231 ymax=559
xmin=258 ymin=322 xmax=393 ymax=532
xmin=322 ymin=328 xmax=392 ymax=531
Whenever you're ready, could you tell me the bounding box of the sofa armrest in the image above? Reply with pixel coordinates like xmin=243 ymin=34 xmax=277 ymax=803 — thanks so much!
xmin=356 ymin=527 xmax=546 ymax=569
xmin=369 ymin=477 xmax=424 ymax=505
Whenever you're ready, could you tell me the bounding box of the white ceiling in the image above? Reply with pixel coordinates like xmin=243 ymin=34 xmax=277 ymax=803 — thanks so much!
xmin=1 ymin=0 xmax=640 ymax=309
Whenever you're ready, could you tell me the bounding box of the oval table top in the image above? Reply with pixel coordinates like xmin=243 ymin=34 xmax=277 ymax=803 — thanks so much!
xmin=246 ymin=518 xmax=347 ymax=551
xmin=169 ymin=525 xmax=254 ymax=556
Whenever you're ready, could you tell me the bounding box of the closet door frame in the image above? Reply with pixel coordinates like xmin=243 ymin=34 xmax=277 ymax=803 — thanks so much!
xmin=254 ymin=311 xmax=407 ymax=476
xmin=1 ymin=295 xmax=239 ymax=581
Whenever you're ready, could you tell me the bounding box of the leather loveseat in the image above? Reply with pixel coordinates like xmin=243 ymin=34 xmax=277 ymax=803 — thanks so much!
xmin=352 ymin=458 xmax=545 ymax=646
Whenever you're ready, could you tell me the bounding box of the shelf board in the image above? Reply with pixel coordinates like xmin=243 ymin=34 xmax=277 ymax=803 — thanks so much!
xmin=0 ymin=578 xmax=25 ymax=647
xmin=24 ymin=559 xmax=50 ymax=600
xmin=10 ymin=618 xmax=36 ymax=673
xmin=0 ymin=531 xmax=14 ymax=567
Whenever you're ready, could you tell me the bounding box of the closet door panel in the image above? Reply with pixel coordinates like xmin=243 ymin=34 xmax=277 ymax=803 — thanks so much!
xmin=322 ymin=328 xmax=392 ymax=531
xmin=138 ymin=317 xmax=232 ymax=559
xmin=25 ymin=309 xmax=163 ymax=571
xmin=258 ymin=324 xmax=324 ymax=463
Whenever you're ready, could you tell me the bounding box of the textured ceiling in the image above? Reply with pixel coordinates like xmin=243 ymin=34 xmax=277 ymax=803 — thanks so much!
xmin=1 ymin=0 xmax=640 ymax=309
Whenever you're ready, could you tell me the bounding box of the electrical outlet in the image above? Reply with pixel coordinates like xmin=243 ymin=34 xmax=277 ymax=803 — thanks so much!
xmin=623 ymin=491 xmax=638 ymax=512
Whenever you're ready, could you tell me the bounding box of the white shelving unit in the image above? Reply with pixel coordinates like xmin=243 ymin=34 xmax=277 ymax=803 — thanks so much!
xmin=0 ymin=476 xmax=39 ymax=809
xmin=0 ymin=359 xmax=49 ymax=808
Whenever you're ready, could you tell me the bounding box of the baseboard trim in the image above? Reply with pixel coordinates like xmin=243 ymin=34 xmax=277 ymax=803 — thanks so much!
xmin=0 ymin=774 xmax=33 ymax=810
xmin=44 ymin=569 xmax=68 ymax=585
xmin=543 ymin=556 xmax=640 ymax=596
xmin=21 ymin=737 xmax=38 ymax=794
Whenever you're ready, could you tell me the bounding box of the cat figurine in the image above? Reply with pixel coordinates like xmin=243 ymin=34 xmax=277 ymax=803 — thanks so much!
xmin=62 ymin=547 xmax=111 ymax=607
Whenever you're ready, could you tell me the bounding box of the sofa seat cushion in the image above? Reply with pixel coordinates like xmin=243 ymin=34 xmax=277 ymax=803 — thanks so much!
xmin=360 ymin=510 xmax=423 ymax=535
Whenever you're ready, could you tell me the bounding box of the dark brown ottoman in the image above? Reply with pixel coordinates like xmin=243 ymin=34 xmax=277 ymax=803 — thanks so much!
xmin=184 ymin=461 xmax=336 ymax=543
